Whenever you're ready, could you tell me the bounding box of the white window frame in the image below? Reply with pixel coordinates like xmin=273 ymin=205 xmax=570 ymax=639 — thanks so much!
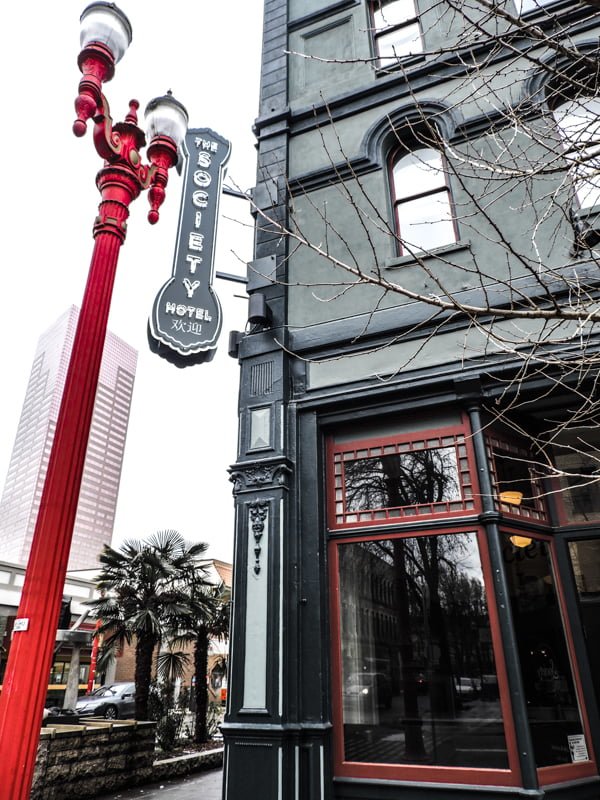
xmin=391 ymin=146 xmax=457 ymax=255
xmin=372 ymin=0 xmax=423 ymax=66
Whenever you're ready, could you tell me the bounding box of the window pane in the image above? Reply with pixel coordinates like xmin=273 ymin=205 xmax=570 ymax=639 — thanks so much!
xmin=344 ymin=447 xmax=461 ymax=512
xmin=377 ymin=23 xmax=422 ymax=62
xmin=338 ymin=532 xmax=509 ymax=768
xmin=396 ymin=190 xmax=455 ymax=252
xmin=393 ymin=149 xmax=445 ymax=198
xmin=373 ymin=0 xmax=417 ymax=29
xmin=554 ymin=97 xmax=600 ymax=149
xmin=493 ymin=449 xmax=538 ymax=509
xmin=568 ymin=539 xmax=600 ymax=708
xmin=502 ymin=536 xmax=588 ymax=767
xmin=553 ymin=430 xmax=600 ymax=523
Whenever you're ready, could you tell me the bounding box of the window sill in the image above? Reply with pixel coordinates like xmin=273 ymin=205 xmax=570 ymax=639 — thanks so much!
xmin=384 ymin=240 xmax=472 ymax=270
xmin=374 ymin=53 xmax=426 ymax=76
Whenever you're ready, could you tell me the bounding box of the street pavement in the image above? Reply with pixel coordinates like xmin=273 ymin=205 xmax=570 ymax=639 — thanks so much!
xmin=95 ymin=767 xmax=223 ymax=800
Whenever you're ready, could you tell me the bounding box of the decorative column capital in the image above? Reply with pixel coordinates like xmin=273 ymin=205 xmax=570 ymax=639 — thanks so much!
xmin=230 ymin=459 xmax=292 ymax=494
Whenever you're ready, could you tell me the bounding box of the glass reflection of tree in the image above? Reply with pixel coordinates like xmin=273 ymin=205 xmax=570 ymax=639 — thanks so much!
xmin=344 ymin=447 xmax=460 ymax=513
xmin=443 ymin=571 xmax=487 ymax=683
xmin=361 ymin=532 xmax=486 ymax=762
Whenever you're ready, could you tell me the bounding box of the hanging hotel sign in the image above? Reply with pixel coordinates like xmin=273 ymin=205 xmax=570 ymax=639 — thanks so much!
xmin=148 ymin=127 xmax=231 ymax=366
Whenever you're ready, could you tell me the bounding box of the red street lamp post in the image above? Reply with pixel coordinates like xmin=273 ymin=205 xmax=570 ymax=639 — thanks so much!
xmin=0 ymin=4 xmax=187 ymax=797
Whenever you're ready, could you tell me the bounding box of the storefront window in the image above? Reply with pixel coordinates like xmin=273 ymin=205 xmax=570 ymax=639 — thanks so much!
xmin=336 ymin=531 xmax=509 ymax=769
xmin=502 ymin=535 xmax=589 ymax=767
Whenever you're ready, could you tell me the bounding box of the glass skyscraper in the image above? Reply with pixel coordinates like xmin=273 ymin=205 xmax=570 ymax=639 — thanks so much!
xmin=0 ymin=306 xmax=137 ymax=570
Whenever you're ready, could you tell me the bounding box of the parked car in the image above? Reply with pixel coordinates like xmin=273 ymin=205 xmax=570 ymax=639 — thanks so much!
xmin=344 ymin=671 xmax=393 ymax=709
xmin=75 ymin=682 xmax=136 ymax=719
xmin=455 ymin=676 xmax=479 ymax=698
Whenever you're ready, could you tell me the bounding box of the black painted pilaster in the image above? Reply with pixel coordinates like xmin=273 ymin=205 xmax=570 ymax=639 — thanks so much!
xmin=467 ymin=403 xmax=538 ymax=791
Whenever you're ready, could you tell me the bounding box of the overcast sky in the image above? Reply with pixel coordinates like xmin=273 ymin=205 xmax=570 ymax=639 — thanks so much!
xmin=0 ymin=1 xmax=264 ymax=564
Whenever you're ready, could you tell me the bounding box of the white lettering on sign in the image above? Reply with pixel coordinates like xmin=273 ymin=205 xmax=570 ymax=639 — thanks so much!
xmin=13 ymin=618 xmax=29 ymax=632
xmin=188 ymin=232 xmax=204 ymax=252
xmin=194 ymin=211 xmax=202 ymax=229
xmin=192 ymin=190 xmax=209 ymax=209
xmin=193 ymin=170 xmax=212 ymax=188
xmin=172 ymin=320 xmax=203 ymax=334
xmin=186 ymin=255 xmax=203 ymax=275
xmin=165 ymin=302 xmax=213 ymax=322
xmin=195 ymin=138 xmax=219 ymax=153
xmin=196 ymin=151 xmax=212 ymax=168
xmin=183 ymin=278 xmax=201 ymax=299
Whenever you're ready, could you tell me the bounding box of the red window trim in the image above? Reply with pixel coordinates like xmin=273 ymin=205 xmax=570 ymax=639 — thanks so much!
xmin=327 ymin=416 xmax=480 ymax=530
xmin=501 ymin=526 xmax=598 ymax=785
xmin=328 ymin=526 xmax=522 ymax=786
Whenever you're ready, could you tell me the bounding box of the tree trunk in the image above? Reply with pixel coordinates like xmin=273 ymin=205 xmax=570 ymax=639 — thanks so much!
xmin=194 ymin=628 xmax=209 ymax=743
xmin=135 ymin=634 xmax=156 ymax=720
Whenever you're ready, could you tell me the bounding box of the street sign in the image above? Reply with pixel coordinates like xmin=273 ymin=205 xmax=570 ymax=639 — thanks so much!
xmin=148 ymin=128 xmax=231 ymax=366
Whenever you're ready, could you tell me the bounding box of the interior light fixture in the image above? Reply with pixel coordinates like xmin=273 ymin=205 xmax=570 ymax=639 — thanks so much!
xmin=509 ymin=535 xmax=533 ymax=548
xmin=499 ymin=490 xmax=523 ymax=506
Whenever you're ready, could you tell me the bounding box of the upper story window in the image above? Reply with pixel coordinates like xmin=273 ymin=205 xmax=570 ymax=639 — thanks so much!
xmin=391 ymin=146 xmax=458 ymax=255
xmin=371 ymin=0 xmax=422 ymax=65
xmin=553 ymin=95 xmax=600 ymax=210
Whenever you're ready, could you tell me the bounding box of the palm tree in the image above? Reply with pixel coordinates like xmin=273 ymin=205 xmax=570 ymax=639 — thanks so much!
xmin=173 ymin=565 xmax=230 ymax=743
xmin=192 ymin=589 xmax=230 ymax=743
xmin=89 ymin=530 xmax=208 ymax=720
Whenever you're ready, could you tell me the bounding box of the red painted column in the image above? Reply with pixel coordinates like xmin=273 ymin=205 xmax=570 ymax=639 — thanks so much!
xmin=0 ymin=166 xmax=139 ymax=799
xmin=87 ymin=618 xmax=102 ymax=693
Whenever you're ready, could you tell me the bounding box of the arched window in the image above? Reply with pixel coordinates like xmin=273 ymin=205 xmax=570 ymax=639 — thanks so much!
xmin=391 ymin=146 xmax=457 ymax=255
xmin=371 ymin=0 xmax=422 ymax=65
xmin=553 ymin=95 xmax=600 ymax=210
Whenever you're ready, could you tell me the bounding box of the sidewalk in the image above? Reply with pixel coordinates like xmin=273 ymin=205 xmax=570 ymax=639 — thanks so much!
xmin=95 ymin=767 xmax=223 ymax=800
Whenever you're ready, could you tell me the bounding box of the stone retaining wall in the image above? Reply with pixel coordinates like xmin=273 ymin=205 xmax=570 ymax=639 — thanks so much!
xmin=32 ymin=720 xmax=156 ymax=799
xmin=32 ymin=721 xmax=224 ymax=799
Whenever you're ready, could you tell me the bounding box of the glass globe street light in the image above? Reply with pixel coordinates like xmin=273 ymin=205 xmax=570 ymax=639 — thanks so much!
xmin=0 ymin=6 xmax=187 ymax=797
